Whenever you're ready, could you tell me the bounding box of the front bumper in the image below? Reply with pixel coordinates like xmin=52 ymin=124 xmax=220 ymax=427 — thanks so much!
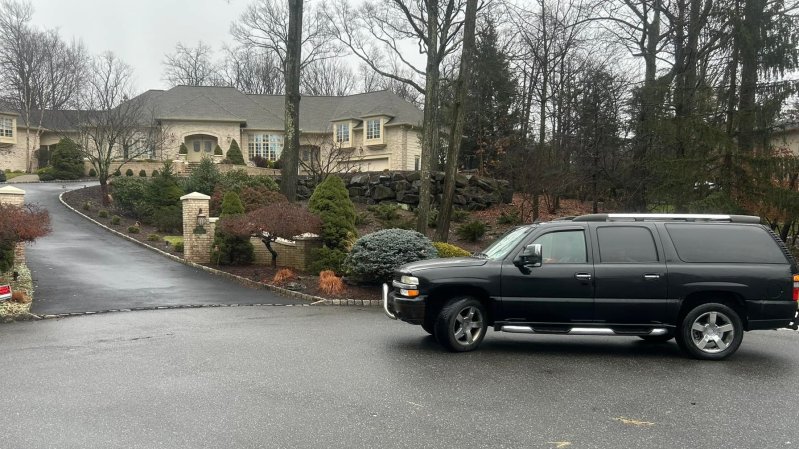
xmin=382 ymin=283 xmax=426 ymax=324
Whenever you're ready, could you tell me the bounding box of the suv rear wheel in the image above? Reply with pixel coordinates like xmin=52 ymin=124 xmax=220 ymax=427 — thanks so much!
xmin=434 ymin=297 xmax=487 ymax=352
xmin=677 ymin=303 xmax=743 ymax=360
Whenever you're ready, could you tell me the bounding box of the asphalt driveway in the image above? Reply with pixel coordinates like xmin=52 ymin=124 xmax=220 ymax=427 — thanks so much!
xmin=19 ymin=182 xmax=304 ymax=314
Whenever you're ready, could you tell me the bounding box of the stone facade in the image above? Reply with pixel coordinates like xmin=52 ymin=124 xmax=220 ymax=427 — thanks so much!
xmin=250 ymin=236 xmax=323 ymax=272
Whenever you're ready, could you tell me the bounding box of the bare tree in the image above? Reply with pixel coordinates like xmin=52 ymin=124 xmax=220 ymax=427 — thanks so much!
xmin=301 ymin=59 xmax=357 ymax=96
xmin=0 ymin=0 xmax=86 ymax=172
xmin=281 ymin=0 xmax=303 ymax=202
xmin=298 ymin=134 xmax=366 ymax=183
xmin=72 ymin=53 xmax=169 ymax=205
xmin=328 ymin=0 xmax=468 ymax=233
xmin=162 ymin=41 xmax=222 ymax=87
xmin=220 ymin=45 xmax=284 ymax=94
xmin=231 ymin=0 xmax=341 ymax=70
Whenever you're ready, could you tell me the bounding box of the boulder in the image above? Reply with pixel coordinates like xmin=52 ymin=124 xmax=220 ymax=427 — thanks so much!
xmin=406 ymin=171 xmax=421 ymax=182
xmin=372 ymin=184 xmax=395 ymax=201
xmin=397 ymin=192 xmax=419 ymax=204
xmin=455 ymin=174 xmax=469 ymax=188
xmin=349 ymin=187 xmax=364 ymax=197
xmin=393 ymin=180 xmax=410 ymax=192
xmin=350 ymin=173 xmax=370 ymax=186
xmin=391 ymin=172 xmax=406 ymax=182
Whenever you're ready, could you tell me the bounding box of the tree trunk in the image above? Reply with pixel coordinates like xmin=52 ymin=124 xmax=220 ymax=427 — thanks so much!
xmin=281 ymin=0 xmax=303 ymax=202
xmin=737 ymin=0 xmax=762 ymax=156
xmin=261 ymin=236 xmax=278 ymax=268
xmin=416 ymin=0 xmax=440 ymax=234
xmin=434 ymin=0 xmax=478 ymax=242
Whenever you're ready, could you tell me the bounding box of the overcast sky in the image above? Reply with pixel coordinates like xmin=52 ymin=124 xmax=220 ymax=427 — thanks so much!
xmin=30 ymin=0 xmax=247 ymax=91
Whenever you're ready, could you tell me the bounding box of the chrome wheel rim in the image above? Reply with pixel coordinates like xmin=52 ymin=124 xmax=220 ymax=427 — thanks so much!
xmin=452 ymin=306 xmax=484 ymax=345
xmin=690 ymin=311 xmax=735 ymax=354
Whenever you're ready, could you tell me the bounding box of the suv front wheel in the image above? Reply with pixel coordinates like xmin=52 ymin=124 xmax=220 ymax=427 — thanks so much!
xmin=677 ymin=302 xmax=743 ymax=360
xmin=434 ymin=297 xmax=487 ymax=352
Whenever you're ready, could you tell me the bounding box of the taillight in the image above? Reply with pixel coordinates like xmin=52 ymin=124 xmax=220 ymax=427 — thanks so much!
xmin=793 ymin=275 xmax=799 ymax=301
xmin=0 ymin=285 xmax=10 ymax=296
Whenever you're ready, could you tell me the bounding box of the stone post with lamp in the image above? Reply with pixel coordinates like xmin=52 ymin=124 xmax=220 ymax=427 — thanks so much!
xmin=180 ymin=192 xmax=216 ymax=263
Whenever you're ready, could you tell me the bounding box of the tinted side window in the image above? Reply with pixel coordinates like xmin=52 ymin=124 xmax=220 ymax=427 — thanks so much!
xmin=597 ymin=226 xmax=659 ymax=263
xmin=666 ymin=224 xmax=786 ymax=263
xmin=532 ymin=230 xmax=587 ymax=264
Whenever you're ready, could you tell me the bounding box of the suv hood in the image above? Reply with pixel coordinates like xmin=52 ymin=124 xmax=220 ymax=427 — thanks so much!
xmin=401 ymin=257 xmax=487 ymax=273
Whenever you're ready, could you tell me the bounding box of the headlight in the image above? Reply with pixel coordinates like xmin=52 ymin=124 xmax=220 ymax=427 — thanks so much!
xmin=400 ymin=275 xmax=419 ymax=286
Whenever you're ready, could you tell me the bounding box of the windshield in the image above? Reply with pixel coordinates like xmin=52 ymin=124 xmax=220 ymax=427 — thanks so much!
xmin=477 ymin=225 xmax=535 ymax=260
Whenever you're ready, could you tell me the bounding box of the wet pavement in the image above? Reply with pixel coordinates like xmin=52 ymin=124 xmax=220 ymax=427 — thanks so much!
xmin=20 ymin=182 xmax=303 ymax=314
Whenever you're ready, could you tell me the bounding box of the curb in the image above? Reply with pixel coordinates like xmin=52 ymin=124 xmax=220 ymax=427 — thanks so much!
xmin=58 ymin=189 xmax=379 ymax=309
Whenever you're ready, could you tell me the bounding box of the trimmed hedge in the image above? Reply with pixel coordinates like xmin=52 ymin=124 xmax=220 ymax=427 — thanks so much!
xmin=346 ymin=229 xmax=437 ymax=283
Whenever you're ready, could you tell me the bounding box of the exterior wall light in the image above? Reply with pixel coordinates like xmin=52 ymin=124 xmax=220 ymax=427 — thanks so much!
xmin=195 ymin=208 xmax=207 ymax=234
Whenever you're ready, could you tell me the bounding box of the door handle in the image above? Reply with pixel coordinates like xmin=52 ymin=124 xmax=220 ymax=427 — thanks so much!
xmin=643 ymin=274 xmax=661 ymax=280
xmin=575 ymin=273 xmax=592 ymax=281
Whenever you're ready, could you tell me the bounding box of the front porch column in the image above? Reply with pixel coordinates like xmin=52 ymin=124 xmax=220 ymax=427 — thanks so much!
xmin=180 ymin=192 xmax=213 ymax=264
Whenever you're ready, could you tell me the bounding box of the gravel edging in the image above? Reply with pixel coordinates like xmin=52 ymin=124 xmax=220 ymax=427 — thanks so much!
xmin=58 ymin=190 xmax=380 ymax=310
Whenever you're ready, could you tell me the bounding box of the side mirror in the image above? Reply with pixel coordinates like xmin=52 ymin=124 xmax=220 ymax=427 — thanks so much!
xmin=514 ymin=243 xmax=542 ymax=268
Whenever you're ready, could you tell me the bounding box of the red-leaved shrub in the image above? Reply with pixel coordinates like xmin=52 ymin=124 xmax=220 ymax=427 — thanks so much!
xmin=273 ymin=268 xmax=296 ymax=285
xmin=319 ymin=273 xmax=345 ymax=296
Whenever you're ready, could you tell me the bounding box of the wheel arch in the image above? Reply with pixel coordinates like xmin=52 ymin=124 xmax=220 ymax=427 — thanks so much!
xmin=679 ymin=290 xmax=749 ymax=330
xmin=426 ymin=284 xmax=494 ymax=324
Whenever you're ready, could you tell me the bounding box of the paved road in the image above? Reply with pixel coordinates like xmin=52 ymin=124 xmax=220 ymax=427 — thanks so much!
xmin=19 ymin=182 xmax=303 ymax=314
xmin=0 ymin=306 xmax=797 ymax=449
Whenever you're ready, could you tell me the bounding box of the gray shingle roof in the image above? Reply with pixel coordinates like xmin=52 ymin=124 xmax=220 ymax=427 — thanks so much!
xmin=146 ymin=86 xmax=423 ymax=132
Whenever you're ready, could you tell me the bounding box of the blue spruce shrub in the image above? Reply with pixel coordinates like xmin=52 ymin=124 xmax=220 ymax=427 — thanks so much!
xmin=346 ymin=229 xmax=438 ymax=283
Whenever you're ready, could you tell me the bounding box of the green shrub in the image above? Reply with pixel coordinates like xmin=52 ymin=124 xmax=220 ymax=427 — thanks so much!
xmin=308 ymin=247 xmax=348 ymax=274
xmin=37 ymin=167 xmax=55 ymax=181
xmin=110 ymin=177 xmax=148 ymax=216
xmin=128 ymin=226 xmax=140 ymax=234
xmin=138 ymin=169 xmax=147 ymax=177
xmin=88 ymin=168 xmax=97 ymax=177
xmin=147 ymin=233 xmax=161 ymax=242
xmin=457 ymin=220 xmax=487 ymax=242
xmin=354 ymin=211 xmax=372 ymax=226
xmin=497 ymin=210 xmax=521 ymax=225
xmin=433 ymin=241 xmax=471 ymax=258
xmin=151 ymin=169 xmax=159 ymax=177
xmin=215 ymin=169 xmax=278 ymax=192
xmin=346 ymin=229 xmax=438 ymax=283
xmin=139 ymin=161 xmax=183 ymax=233
xmin=183 ymin=157 xmax=220 ymax=195
xmin=368 ymin=203 xmax=401 ymax=221
xmin=174 ymin=241 xmax=184 ymax=253
xmin=82 ymin=201 xmax=91 ymax=211
xmin=214 ymin=144 xmax=223 ymax=156
xmin=220 ymin=191 xmax=245 ymax=217
xmin=226 ymin=139 xmax=245 ymax=165
xmin=452 ymin=208 xmax=470 ymax=222
xmin=212 ymin=231 xmax=254 ymax=265
xmin=113 ymin=169 xmax=122 ymax=177
xmin=111 ymin=215 xmax=121 ymax=225
xmin=0 ymin=171 xmax=5 ymax=182
xmin=178 ymin=143 xmax=188 ymax=155
xmin=309 ymin=176 xmax=357 ymax=251
xmin=98 ymin=209 xmax=109 ymax=218
xmin=427 ymin=208 xmax=438 ymax=228
xmin=49 ymin=138 xmax=84 ymax=180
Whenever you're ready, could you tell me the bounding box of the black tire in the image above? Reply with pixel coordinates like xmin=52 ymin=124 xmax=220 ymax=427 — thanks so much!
xmin=638 ymin=333 xmax=674 ymax=343
xmin=676 ymin=302 xmax=743 ymax=360
xmin=433 ymin=297 xmax=487 ymax=352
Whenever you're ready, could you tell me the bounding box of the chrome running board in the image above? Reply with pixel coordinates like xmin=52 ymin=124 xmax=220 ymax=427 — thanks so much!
xmin=500 ymin=325 xmax=669 ymax=336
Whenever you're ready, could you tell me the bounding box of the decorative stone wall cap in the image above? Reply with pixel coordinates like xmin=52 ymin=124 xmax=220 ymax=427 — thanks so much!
xmin=180 ymin=192 xmax=211 ymax=201
xmin=294 ymin=233 xmax=320 ymax=240
xmin=209 ymin=217 xmax=219 ymax=223
xmin=0 ymin=185 xmax=25 ymax=195
xmin=274 ymin=237 xmax=297 ymax=247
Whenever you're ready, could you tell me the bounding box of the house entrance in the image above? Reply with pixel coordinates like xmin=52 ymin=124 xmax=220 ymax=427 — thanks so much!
xmin=184 ymin=134 xmax=217 ymax=162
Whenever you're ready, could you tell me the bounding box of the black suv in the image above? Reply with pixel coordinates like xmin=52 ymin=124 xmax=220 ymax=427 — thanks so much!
xmin=383 ymin=214 xmax=799 ymax=360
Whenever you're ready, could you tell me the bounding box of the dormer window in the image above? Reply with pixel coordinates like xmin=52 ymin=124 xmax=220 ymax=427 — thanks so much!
xmin=366 ymin=118 xmax=381 ymax=140
xmin=336 ymin=123 xmax=350 ymax=144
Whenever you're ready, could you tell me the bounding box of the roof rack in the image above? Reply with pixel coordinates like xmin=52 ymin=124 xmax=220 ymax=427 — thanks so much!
xmin=572 ymin=213 xmax=761 ymax=224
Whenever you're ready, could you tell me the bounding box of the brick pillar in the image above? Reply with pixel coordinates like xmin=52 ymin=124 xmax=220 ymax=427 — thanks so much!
xmin=0 ymin=186 xmax=26 ymax=265
xmin=180 ymin=192 xmax=213 ymax=264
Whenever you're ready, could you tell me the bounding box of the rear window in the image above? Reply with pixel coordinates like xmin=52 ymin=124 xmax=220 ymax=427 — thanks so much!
xmin=665 ymin=224 xmax=787 ymax=264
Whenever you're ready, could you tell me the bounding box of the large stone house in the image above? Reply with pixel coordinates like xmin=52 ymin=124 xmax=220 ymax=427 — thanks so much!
xmin=0 ymin=86 xmax=423 ymax=173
